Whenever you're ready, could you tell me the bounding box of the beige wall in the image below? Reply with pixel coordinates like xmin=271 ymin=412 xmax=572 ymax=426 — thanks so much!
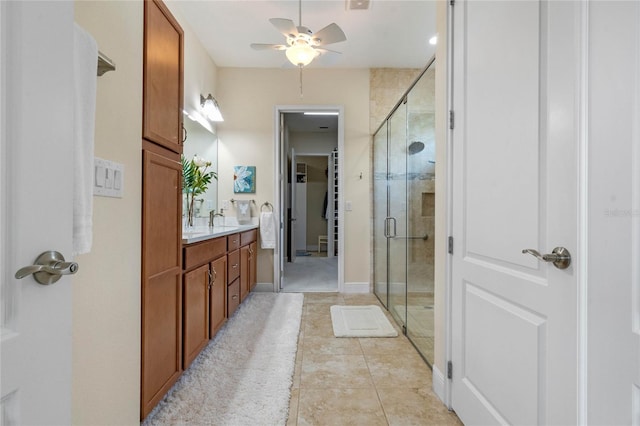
xmin=216 ymin=68 xmax=370 ymax=285
xmin=73 ymin=2 xmax=220 ymax=423
xmin=73 ymin=2 xmax=142 ymax=424
xmin=434 ymin=0 xmax=449 ymax=382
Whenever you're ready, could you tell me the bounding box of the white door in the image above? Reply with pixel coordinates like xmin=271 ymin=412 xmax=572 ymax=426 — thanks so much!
xmin=290 ymin=147 xmax=297 ymax=263
xmin=585 ymin=2 xmax=640 ymax=424
xmin=450 ymin=1 xmax=579 ymax=424
xmin=1 ymin=2 xmax=75 ymax=424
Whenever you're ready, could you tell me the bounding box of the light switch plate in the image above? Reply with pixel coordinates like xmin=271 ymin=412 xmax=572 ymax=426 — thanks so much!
xmin=94 ymin=157 xmax=124 ymax=198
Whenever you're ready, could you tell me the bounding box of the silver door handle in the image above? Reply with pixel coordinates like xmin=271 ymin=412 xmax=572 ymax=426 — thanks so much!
xmin=522 ymin=247 xmax=571 ymax=270
xmin=15 ymin=251 xmax=79 ymax=285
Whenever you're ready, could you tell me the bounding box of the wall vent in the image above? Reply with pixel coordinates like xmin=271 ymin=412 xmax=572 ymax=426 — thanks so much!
xmin=347 ymin=0 xmax=370 ymax=10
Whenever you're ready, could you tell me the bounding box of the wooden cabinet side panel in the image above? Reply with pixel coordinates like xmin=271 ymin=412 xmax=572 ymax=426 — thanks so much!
xmin=143 ymin=150 xmax=182 ymax=276
xmin=183 ymin=264 xmax=210 ymax=369
xmin=143 ymin=0 xmax=184 ymax=152
xmin=141 ymin=270 xmax=182 ymax=418
xmin=141 ymin=149 xmax=182 ymax=419
xmin=210 ymin=256 xmax=228 ymax=337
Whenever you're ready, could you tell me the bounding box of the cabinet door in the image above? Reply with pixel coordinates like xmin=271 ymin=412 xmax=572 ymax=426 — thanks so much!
xmin=240 ymin=245 xmax=249 ymax=302
xmin=249 ymin=242 xmax=257 ymax=292
xmin=210 ymin=256 xmax=227 ymax=337
xmin=143 ymin=0 xmax=183 ymax=153
xmin=183 ymin=264 xmax=210 ymax=369
xmin=141 ymin=149 xmax=182 ymax=418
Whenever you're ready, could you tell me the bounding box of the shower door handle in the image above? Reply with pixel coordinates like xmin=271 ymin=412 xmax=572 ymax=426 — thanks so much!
xmin=384 ymin=217 xmax=397 ymax=238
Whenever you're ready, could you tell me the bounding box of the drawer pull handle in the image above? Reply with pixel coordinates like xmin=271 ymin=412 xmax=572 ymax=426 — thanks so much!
xmin=233 ymin=264 xmax=238 ymax=268
xmin=232 ymin=295 xmax=238 ymax=300
xmin=208 ymin=270 xmax=213 ymax=288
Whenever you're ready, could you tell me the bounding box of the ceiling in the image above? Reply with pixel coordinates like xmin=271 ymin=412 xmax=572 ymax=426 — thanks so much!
xmin=168 ymin=0 xmax=438 ymax=69
xmin=285 ymin=112 xmax=338 ymax=133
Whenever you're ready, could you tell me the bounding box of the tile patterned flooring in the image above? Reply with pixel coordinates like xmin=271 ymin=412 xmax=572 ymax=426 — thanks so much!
xmin=287 ymin=293 xmax=462 ymax=426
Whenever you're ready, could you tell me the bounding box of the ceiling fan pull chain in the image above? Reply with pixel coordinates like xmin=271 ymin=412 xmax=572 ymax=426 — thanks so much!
xmin=299 ymin=0 xmax=302 ymax=27
xmin=299 ymin=65 xmax=304 ymax=98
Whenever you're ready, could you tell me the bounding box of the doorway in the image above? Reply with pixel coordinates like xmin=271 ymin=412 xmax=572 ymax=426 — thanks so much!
xmin=273 ymin=106 xmax=344 ymax=293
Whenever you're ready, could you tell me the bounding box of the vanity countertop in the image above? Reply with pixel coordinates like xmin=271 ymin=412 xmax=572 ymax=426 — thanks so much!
xmin=182 ymin=223 xmax=259 ymax=245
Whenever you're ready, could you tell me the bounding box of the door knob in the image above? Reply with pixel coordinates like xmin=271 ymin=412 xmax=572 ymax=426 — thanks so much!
xmin=522 ymin=247 xmax=571 ymax=270
xmin=15 ymin=251 xmax=79 ymax=285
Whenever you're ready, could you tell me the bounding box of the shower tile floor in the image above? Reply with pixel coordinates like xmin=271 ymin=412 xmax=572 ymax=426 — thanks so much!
xmin=287 ymin=293 xmax=461 ymax=425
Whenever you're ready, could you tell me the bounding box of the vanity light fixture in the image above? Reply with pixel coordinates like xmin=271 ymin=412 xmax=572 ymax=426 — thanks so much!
xmin=200 ymin=94 xmax=224 ymax=122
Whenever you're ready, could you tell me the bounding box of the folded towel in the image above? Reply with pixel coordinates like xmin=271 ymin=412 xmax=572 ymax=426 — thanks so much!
xmin=260 ymin=212 xmax=276 ymax=249
xmin=72 ymin=23 xmax=98 ymax=256
xmin=236 ymin=200 xmax=251 ymax=224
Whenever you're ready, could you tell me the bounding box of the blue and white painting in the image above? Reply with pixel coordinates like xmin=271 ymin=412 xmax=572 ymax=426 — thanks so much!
xmin=233 ymin=166 xmax=256 ymax=193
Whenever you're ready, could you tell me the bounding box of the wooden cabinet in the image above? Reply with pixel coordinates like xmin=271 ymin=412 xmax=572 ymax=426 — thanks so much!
xmin=141 ymin=149 xmax=183 ymax=418
xmin=141 ymin=0 xmax=184 ymax=419
xmin=143 ymin=0 xmax=183 ymax=153
xmin=183 ymin=264 xmax=210 ymax=369
xmin=209 ymin=256 xmax=227 ymax=336
xmin=240 ymin=231 xmax=257 ymax=302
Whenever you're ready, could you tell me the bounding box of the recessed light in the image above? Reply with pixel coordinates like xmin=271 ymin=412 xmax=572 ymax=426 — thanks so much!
xmin=304 ymin=111 xmax=339 ymax=116
xmin=429 ymin=35 xmax=438 ymax=45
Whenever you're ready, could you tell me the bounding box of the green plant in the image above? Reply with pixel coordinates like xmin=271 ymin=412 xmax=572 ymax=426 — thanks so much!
xmin=182 ymin=155 xmax=217 ymax=226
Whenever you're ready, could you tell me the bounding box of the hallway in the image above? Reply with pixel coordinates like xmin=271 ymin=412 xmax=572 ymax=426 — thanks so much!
xmin=282 ymin=255 xmax=338 ymax=292
xmin=288 ymin=293 xmax=461 ymax=425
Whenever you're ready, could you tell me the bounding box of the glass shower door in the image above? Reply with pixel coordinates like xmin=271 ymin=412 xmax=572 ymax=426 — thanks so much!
xmin=387 ymin=101 xmax=407 ymax=328
xmin=405 ymin=65 xmax=436 ymax=365
xmin=373 ymin=122 xmax=389 ymax=307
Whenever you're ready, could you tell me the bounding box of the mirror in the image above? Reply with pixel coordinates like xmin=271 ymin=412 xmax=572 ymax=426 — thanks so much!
xmin=182 ymin=113 xmax=218 ymax=217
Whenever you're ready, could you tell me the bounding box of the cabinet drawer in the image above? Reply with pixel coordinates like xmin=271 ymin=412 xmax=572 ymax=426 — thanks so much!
xmin=228 ymin=278 xmax=240 ymax=317
xmin=227 ymin=233 xmax=240 ymax=251
xmin=240 ymin=229 xmax=257 ymax=246
xmin=183 ymin=237 xmax=226 ymax=270
xmin=227 ymin=249 xmax=240 ymax=283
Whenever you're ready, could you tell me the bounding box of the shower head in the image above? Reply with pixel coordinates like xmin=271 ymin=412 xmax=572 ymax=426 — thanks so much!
xmin=408 ymin=141 xmax=425 ymax=155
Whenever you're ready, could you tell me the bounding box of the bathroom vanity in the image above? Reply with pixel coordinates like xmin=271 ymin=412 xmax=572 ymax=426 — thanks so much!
xmin=181 ymin=225 xmax=258 ymax=369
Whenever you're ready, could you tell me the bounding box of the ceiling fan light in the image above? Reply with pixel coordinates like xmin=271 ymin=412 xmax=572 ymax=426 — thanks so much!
xmin=286 ymin=44 xmax=318 ymax=67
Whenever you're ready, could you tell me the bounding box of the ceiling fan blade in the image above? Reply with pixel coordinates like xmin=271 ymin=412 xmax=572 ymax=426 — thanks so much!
xmin=312 ymin=23 xmax=347 ymax=46
xmin=269 ymin=18 xmax=298 ymax=37
xmin=315 ymin=47 xmax=342 ymax=55
xmin=251 ymin=43 xmax=287 ymax=51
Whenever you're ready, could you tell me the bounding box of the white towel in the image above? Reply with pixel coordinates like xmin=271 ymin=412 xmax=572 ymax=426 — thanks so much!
xmin=236 ymin=200 xmax=251 ymax=224
xmin=260 ymin=212 xmax=277 ymax=249
xmin=72 ymin=23 xmax=98 ymax=256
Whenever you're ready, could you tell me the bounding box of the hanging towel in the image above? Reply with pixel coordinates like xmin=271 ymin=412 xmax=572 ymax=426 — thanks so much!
xmin=260 ymin=211 xmax=277 ymax=249
xmin=236 ymin=200 xmax=252 ymax=224
xmin=72 ymin=23 xmax=98 ymax=256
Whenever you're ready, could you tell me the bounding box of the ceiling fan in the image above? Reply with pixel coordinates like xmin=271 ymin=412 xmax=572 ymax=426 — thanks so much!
xmin=250 ymin=0 xmax=347 ymax=68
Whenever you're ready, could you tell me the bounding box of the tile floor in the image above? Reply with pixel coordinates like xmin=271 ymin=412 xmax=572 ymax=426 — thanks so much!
xmin=287 ymin=292 xmax=462 ymax=426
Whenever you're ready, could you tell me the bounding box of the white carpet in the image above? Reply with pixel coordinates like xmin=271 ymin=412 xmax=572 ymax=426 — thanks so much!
xmin=330 ymin=305 xmax=398 ymax=337
xmin=143 ymin=293 xmax=304 ymax=426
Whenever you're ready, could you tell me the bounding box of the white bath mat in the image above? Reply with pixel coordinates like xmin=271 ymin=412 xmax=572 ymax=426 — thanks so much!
xmin=330 ymin=305 xmax=398 ymax=337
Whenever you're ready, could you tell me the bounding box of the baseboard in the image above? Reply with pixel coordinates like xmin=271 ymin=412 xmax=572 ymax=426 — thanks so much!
xmin=342 ymin=282 xmax=370 ymax=293
xmin=432 ymin=364 xmax=446 ymax=404
xmin=254 ymin=282 xmax=275 ymax=292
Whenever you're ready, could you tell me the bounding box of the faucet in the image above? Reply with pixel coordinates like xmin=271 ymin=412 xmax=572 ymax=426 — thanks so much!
xmin=209 ymin=208 xmax=225 ymax=227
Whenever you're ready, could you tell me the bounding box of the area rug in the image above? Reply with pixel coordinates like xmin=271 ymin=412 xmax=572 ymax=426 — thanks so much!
xmin=330 ymin=305 xmax=398 ymax=337
xmin=143 ymin=292 xmax=304 ymax=426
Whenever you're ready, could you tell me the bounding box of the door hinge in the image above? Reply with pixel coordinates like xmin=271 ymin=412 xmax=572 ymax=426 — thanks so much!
xmin=450 ymin=0 xmax=455 ymax=6
xmin=447 ymin=361 xmax=453 ymax=379
xmin=449 ymin=110 xmax=455 ymax=129
xmin=448 ymin=236 xmax=454 ymax=254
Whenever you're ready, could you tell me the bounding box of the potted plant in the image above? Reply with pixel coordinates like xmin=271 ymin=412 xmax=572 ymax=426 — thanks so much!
xmin=182 ymin=154 xmax=217 ymax=227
